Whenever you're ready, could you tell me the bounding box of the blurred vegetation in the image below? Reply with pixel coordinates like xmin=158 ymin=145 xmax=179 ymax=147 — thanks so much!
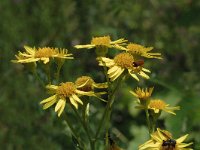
xmin=0 ymin=0 xmax=200 ymax=149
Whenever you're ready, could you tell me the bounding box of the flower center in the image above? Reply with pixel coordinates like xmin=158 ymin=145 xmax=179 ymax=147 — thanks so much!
xmin=149 ymin=100 xmax=166 ymax=109
xmin=75 ymin=76 xmax=94 ymax=92
xmin=91 ymin=36 xmax=111 ymax=46
xmin=35 ymin=47 xmax=57 ymax=58
xmin=114 ymin=53 xmax=134 ymax=69
xmin=127 ymin=43 xmax=145 ymax=54
xmin=57 ymin=82 xmax=76 ymax=98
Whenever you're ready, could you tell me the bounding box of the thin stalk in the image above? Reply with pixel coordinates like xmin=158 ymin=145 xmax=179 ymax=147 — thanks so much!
xmin=145 ymin=109 xmax=152 ymax=135
xmin=44 ymin=63 xmax=51 ymax=84
xmin=55 ymin=64 xmax=62 ymax=83
xmin=94 ymin=74 xmax=124 ymax=141
xmin=71 ymin=105 xmax=94 ymax=150
xmin=104 ymin=74 xmax=125 ymax=147
xmin=34 ymin=71 xmax=45 ymax=87
xmin=63 ymin=112 xmax=85 ymax=150
xmin=151 ymin=115 xmax=158 ymax=133
xmin=103 ymin=66 xmax=111 ymax=94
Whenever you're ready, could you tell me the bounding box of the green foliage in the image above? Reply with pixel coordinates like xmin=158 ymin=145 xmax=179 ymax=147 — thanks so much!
xmin=0 ymin=0 xmax=200 ymax=149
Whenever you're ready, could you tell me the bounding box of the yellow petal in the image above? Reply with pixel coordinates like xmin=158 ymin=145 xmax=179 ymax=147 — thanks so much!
xmin=55 ymin=99 xmax=65 ymax=112
xmin=108 ymin=66 xmax=119 ymax=75
xmin=76 ymin=79 xmax=90 ymax=88
xmin=101 ymin=57 xmax=114 ymax=63
xmin=93 ymin=82 xmax=108 ymax=88
xmin=41 ymin=58 xmax=50 ymax=64
xmin=57 ymin=100 xmax=66 ymax=117
xmin=71 ymin=94 xmax=83 ymax=105
xmin=142 ymin=68 xmax=151 ymax=73
xmin=110 ymin=67 xmax=124 ymax=81
xmin=40 ymin=95 xmax=57 ymax=104
xmin=17 ymin=58 xmax=40 ymax=63
xmin=76 ymin=89 xmax=95 ymax=96
xmin=99 ymin=57 xmax=115 ymax=67
xmin=177 ymin=142 xmax=193 ymax=148
xmin=69 ymin=96 xmax=78 ymax=109
xmin=129 ymin=91 xmax=138 ymax=97
xmin=138 ymin=71 xmax=150 ymax=79
xmin=112 ymin=44 xmax=127 ymax=50
xmin=128 ymin=70 xmax=139 ymax=81
xmin=74 ymin=44 xmax=95 ymax=49
xmin=24 ymin=45 xmax=35 ymax=55
xmin=110 ymin=38 xmax=127 ymax=44
xmin=42 ymin=98 xmax=57 ymax=110
xmin=46 ymin=85 xmax=58 ymax=90
xmin=176 ymin=134 xmax=189 ymax=143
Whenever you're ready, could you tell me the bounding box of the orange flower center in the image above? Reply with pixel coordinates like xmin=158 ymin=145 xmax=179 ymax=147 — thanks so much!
xmin=127 ymin=43 xmax=145 ymax=54
xmin=57 ymin=82 xmax=76 ymax=98
xmin=91 ymin=36 xmax=111 ymax=46
xmin=149 ymin=100 xmax=166 ymax=109
xmin=114 ymin=53 xmax=134 ymax=69
xmin=35 ymin=47 xmax=57 ymax=58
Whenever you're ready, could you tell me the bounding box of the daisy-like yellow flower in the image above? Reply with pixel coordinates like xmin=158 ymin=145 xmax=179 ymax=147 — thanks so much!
xmin=75 ymin=76 xmax=108 ymax=102
xmin=40 ymin=82 xmax=97 ymax=117
xmin=75 ymin=76 xmax=107 ymax=92
xmin=148 ymin=99 xmax=180 ymax=115
xmin=130 ymin=87 xmax=154 ymax=107
xmin=124 ymin=43 xmax=162 ymax=59
xmin=12 ymin=46 xmax=73 ymax=64
xmin=74 ymin=36 xmax=127 ymax=50
xmin=98 ymin=53 xmax=151 ymax=81
xmin=130 ymin=87 xmax=154 ymax=100
xmin=139 ymin=128 xmax=193 ymax=150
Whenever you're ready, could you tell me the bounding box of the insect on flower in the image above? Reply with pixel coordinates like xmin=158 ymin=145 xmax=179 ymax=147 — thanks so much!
xmin=161 ymin=130 xmax=176 ymax=149
xmin=133 ymin=59 xmax=144 ymax=67
xmin=162 ymin=139 xmax=176 ymax=149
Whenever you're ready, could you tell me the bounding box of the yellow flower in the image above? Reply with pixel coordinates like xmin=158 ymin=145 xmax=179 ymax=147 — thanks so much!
xmin=130 ymin=87 xmax=154 ymax=100
xmin=98 ymin=53 xmax=151 ymax=81
xmin=124 ymin=43 xmax=162 ymax=59
xmin=74 ymin=36 xmax=127 ymax=50
xmin=12 ymin=46 xmax=73 ymax=64
xmin=75 ymin=76 xmax=108 ymax=91
xmin=148 ymin=99 xmax=180 ymax=115
xmin=75 ymin=76 xmax=107 ymax=102
xmin=40 ymin=82 xmax=96 ymax=117
xmin=139 ymin=128 xmax=193 ymax=150
xmin=130 ymin=87 xmax=154 ymax=107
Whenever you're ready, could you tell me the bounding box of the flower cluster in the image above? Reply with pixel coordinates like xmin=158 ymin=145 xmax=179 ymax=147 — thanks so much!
xmin=130 ymin=87 xmax=180 ymax=115
xmin=12 ymin=35 xmax=193 ymax=150
xmin=40 ymin=76 xmax=107 ymax=117
xmin=75 ymin=35 xmax=162 ymax=82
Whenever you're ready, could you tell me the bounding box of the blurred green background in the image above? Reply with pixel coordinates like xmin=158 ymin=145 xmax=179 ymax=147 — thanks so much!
xmin=1 ymin=0 xmax=200 ymax=149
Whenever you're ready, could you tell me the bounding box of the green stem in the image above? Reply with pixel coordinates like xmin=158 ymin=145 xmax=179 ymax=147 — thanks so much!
xmin=94 ymin=74 xmax=124 ymax=143
xmin=71 ymin=105 xmax=94 ymax=150
xmin=151 ymin=115 xmax=158 ymax=133
xmin=55 ymin=64 xmax=62 ymax=83
xmin=145 ymin=109 xmax=152 ymax=135
xmin=34 ymin=71 xmax=45 ymax=87
xmin=63 ymin=112 xmax=85 ymax=150
xmin=44 ymin=63 xmax=51 ymax=84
